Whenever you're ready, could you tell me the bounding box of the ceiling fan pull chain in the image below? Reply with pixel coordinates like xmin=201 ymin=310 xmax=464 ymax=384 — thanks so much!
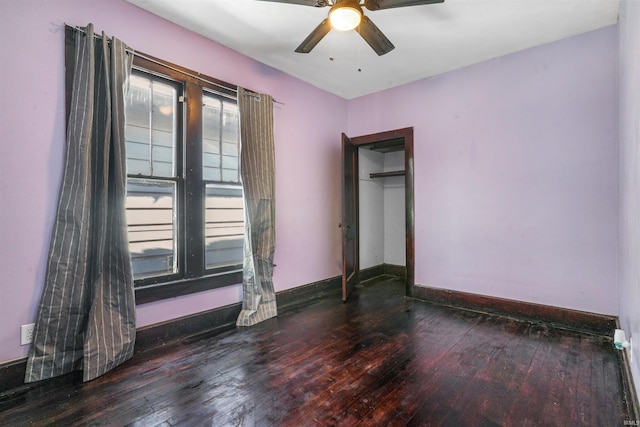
xmin=357 ymin=25 xmax=362 ymax=72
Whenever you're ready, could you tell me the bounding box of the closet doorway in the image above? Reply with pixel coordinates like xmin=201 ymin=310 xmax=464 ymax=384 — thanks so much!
xmin=341 ymin=127 xmax=415 ymax=301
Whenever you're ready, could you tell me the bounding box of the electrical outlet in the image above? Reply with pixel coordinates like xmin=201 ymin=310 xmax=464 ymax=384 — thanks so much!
xmin=21 ymin=323 xmax=35 ymax=346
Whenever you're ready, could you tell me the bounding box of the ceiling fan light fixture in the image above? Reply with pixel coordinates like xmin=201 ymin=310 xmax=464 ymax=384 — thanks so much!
xmin=329 ymin=5 xmax=362 ymax=31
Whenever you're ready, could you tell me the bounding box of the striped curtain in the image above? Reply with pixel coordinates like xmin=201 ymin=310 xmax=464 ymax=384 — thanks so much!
xmin=25 ymin=24 xmax=136 ymax=383
xmin=236 ymin=88 xmax=278 ymax=326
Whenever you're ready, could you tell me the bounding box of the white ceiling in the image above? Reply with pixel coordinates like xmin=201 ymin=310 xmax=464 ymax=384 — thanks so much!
xmin=125 ymin=0 xmax=619 ymax=100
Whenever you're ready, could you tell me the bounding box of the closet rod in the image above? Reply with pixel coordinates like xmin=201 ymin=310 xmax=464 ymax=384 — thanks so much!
xmin=370 ymin=170 xmax=405 ymax=179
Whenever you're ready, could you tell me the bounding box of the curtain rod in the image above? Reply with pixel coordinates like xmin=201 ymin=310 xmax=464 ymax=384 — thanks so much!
xmin=242 ymin=92 xmax=284 ymax=105
xmin=68 ymin=24 xmax=283 ymax=105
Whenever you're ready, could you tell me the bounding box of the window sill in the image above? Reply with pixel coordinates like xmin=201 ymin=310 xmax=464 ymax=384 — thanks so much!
xmin=135 ymin=270 xmax=242 ymax=305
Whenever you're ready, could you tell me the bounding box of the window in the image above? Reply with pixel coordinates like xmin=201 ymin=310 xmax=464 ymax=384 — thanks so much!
xmin=124 ymin=55 xmax=243 ymax=303
xmin=63 ymin=29 xmax=243 ymax=303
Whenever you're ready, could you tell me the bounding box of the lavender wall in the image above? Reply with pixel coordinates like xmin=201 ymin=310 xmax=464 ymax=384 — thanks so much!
xmin=0 ymin=0 xmax=622 ymax=370
xmin=348 ymin=26 xmax=619 ymax=315
xmin=0 ymin=0 xmax=346 ymax=363
xmin=618 ymin=0 xmax=640 ymax=399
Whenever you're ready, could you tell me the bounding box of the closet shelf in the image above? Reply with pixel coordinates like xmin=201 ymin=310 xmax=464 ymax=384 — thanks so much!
xmin=369 ymin=170 xmax=405 ymax=179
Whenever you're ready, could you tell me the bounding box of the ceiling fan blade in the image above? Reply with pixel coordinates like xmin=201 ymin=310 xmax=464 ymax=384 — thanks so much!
xmin=365 ymin=0 xmax=443 ymax=11
xmin=295 ymin=18 xmax=332 ymax=53
xmin=356 ymin=16 xmax=395 ymax=56
xmin=255 ymin=0 xmax=328 ymax=6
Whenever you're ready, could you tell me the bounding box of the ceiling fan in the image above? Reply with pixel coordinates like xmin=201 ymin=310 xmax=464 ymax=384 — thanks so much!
xmin=257 ymin=0 xmax=445 ymax=56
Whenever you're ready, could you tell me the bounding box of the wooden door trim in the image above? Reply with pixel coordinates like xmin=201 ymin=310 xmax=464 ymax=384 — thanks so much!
xmin=350 ymin=127 xmax=415 ymax=297
xmin=341 ymin=134 xmax=360 ymax=302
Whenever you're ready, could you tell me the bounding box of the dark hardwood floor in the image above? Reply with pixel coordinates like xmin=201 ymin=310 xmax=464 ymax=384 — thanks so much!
xmin=0 ymin=277 xmax=633 ymax=426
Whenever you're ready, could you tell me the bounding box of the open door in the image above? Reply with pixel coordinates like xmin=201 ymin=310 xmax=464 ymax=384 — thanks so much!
xmin=341 ymin=133 xmax=359 ymax=301
xmin=345 ymin=127 xmax=415 ymax=298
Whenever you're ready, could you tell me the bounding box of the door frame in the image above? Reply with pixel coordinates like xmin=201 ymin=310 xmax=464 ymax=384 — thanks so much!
xmin=349 ymin=127 xmax=415 ymax=297
xmin=341 ymin=133 xmax=359 ymax=302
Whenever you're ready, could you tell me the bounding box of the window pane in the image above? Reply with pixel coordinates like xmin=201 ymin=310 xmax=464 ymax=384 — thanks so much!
xmin=126 ymin=178 xmax=177 ymax=280
xmin=203 ymin=93 xmax=239 ymax=183
xmin=126 ymin=74 xmax=177 ymax=178
xmin=222 ymin=168 xmax=239 ymax=182
xmin=203 ymin=166 xmax=221 ymax=182
xmin=205 ymin=184 xmax=243 ymax=270
xmin=203 ymin=138 xmax=220 ymax=155
xmin=222 ymin=141 xmax=237 ymax=156
xmin=202 ymin=98 xmax=221 ymax=141
xmin=221 ymin=154 xmax=237 ymax=168
xmin=222 ymin=105 xmax=238 ymax=144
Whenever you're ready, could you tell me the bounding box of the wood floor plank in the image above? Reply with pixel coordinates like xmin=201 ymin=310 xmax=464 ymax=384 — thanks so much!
xmin=438 ymin=317 xmax=527 ymax=425
xmin=337 ymin=304 xmax=474 ymax=423
xmin=404 ymin=315 xmax=514 ymax=426
xmin=0 ymin=277 xmax=633 ymax=426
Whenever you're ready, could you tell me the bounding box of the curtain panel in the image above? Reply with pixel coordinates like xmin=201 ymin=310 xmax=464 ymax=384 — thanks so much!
xmin=236 ymin=88 xmax=278 ymax=326
xmin=25 ymin=24 xmax=136 ymax=383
